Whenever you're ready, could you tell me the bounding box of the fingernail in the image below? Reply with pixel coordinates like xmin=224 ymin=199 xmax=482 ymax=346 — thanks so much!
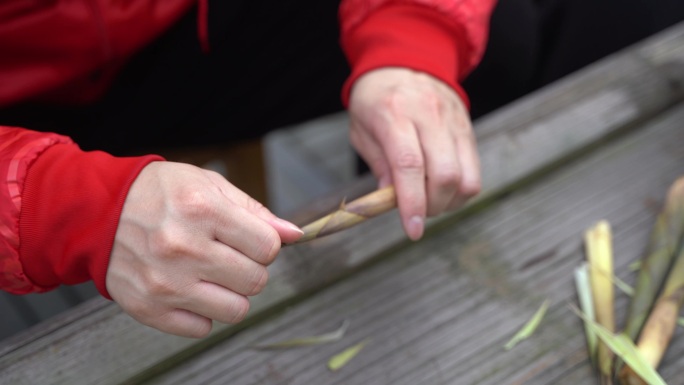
xmin=277 ymin=218 xmax=304 ymax=234
xmin=407 ymin=215 xmax=424 ymax=241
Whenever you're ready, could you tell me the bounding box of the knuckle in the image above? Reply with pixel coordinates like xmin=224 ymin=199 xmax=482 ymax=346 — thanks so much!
xmin=244 ymin=197 xmax=267 ymax=215
xmin=461 ymin=179 xmax=482 ymax=197
xmin=422 ymin=92 xmax=444 ymax=113
xmin=395 ymin=151 xmax=424 ymax=172
xmin=149 ymin=229 xmax=189 ymax=259
xmin=380 ymin=92 xmax=405 ymax=111
xmin=432 ymin=167 xmax=461 ymax=191
xmin=246 ymin=266 xmax=269 ymax=295
xmin=173 ymin=186 xmax=213 ymax=219
xmin=253 ymin=228 xmax=280 ymax=265
xmin=228 ymin=296 xmax=250 ymax=324
xmin=184 ymin=319 xmax=213 ymax=339
xmin=376 ymin=92 xmax=412 ymax=121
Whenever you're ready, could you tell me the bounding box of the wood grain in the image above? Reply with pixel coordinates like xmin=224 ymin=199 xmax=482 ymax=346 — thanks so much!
xmin=1 ymin=21 xmax=683 ymax=385
xmin=149 ymin=102 xmax=684 ymax=385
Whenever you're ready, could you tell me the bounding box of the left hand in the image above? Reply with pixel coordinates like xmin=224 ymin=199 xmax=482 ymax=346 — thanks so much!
xmin=348 ymin=68 xmax=481 ymax=240
xmin=107 ymin=162 xmax=302 ymax=338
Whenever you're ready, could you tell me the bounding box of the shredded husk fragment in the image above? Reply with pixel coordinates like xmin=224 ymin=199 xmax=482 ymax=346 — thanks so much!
xmin=251 ymin=320 xmax=349 ymax=349
xmin=328 ymin=339 xmax=370 ymax=372
xmin=504 ymin=299 xmax=549 ymax=350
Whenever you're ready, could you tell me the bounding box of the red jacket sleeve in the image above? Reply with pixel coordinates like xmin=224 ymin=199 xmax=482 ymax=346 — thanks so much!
xmin=339 ymin=0 xmax=497 ymax=107
xmin=0 ymin=1 xmax=195 ymax=107
xmin=0 ymin=126 xmax=162 ymax=298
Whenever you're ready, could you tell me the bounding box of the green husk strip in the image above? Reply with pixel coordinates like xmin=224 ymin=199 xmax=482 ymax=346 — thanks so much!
xmin=504 ymin=299 xmax=549 ymax=350
xmin=594 ymin=264 xmax=635 ymax=297
xmin=619 ymin=242 xmax=684 ymax=384
xmin=328 ymin=339 xmax=370 ymax=372
xmin=612 ymin=274 xmax=635 ymax=297
xmin=678 ymin=318 xmax=684 ymax=328
xmin=292 ymin=186 xmax=397 ymax=243
xmin=623 ymin=178 xmax=684 ymax=342
xmin=252 ymin=320 xmax=349 ymax=349
xmin=572 ymin=307 xmax=667 ymax=385
xmin=585 ymin=220 xmax=616 ymax=384
xmin=575 ymin=263 xmax=598 ymax=366
xmin=630 ymin=261 xmax=642 ymax=272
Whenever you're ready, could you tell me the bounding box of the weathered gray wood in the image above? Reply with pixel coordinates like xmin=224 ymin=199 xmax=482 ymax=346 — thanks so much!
xmin=1 ymin=20 xmax=684 ymax=385
xmin=0 ymin=282 xmax=98 ymax=342
xmin=146 ymin=101 xmax=684 ymax=385
xmin=0 ymin=294 xmax=30 ymax=341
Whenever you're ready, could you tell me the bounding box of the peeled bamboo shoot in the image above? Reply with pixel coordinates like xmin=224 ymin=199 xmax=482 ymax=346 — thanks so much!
xmin=585 ymin=220 xmax=616 ymax=385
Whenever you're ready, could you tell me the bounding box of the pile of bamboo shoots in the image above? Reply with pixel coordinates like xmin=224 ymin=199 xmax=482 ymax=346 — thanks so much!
xmin=576 ymin=177 xmax=684 ymax=385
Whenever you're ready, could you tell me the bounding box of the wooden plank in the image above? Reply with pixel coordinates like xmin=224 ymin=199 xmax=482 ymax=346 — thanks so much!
xmin=264 ymin=111 xmax=356 ymax=216
xmin=0 ymin=282 xmax=98 ymax=342
xmin=1 ymin=21 xmax=684 ymax=385
xmin=147 ymin=102 xmax=684 ymax=385
xmin=0 ymin=294 xmax=31 ymax=342
xmin=155 ymin=139 xmax=268 ymax=205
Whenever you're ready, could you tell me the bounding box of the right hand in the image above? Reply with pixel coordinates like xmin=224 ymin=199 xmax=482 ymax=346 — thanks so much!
xmin=106 ymin=161 xmax=303 ymax=338
xmin=348 ymin=68 xmax=481 ymax=241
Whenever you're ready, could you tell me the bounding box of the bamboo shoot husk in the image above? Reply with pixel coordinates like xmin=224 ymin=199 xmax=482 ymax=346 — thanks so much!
xmin=619 ymin=242 xmax=684 ymax=385
xmin=290 ymin=186 xmax=397 ymax=244
xmin=623 ymin=177 xmax=684 ymax=342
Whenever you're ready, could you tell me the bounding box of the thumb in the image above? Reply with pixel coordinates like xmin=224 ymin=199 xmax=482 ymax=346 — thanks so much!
xmin=264 ymin=215 xmax=304 ymax=244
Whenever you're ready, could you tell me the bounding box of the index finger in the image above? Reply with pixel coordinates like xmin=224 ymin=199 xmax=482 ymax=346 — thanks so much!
xmin=212 ymin=201 xmax=281 ymax=265
xmin=378 ymin=118 xmax=427 ymax=241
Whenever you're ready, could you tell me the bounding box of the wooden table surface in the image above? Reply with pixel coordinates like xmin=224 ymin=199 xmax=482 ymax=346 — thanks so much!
xmin=1 ymin=21 xmax=684 ymax=385
xmin=150 ymin=99 xmax=684 ymax=385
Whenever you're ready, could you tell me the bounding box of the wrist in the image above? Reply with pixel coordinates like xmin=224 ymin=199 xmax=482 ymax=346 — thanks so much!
xmin=341 ymin=4 xmax=471 ymax=107
xmin=19 ymin=144 xmax=163 ymax=299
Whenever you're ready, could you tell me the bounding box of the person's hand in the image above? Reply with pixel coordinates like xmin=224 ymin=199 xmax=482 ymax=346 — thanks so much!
xmin=106 ymin=161 xmax=303 ymax=338
xmin=348 ymin=68 xmax=481 ymax=240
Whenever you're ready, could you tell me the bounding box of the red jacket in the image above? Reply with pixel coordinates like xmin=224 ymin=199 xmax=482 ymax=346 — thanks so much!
xmin=0 ymin=0 xmax=495 ymax=298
